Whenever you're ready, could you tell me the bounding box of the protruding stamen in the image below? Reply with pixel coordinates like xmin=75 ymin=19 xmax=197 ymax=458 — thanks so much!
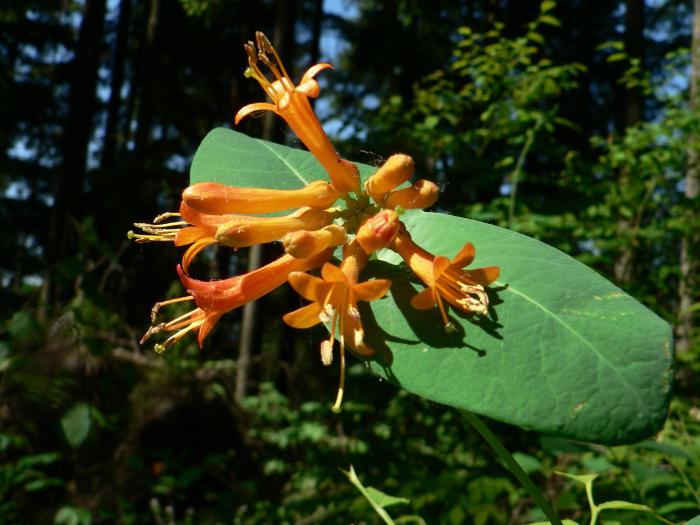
xmin=150 ymin=296 xmax=195 ymax=322
xmin=127 ymin=231 xmax=175 ymax=243
xmin=153 ymin=212 xmax=181 ymax=223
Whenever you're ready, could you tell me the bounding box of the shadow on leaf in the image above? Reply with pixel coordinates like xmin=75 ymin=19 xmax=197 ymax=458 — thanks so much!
xmin=362 ymin=259 xmax=504 ymax=365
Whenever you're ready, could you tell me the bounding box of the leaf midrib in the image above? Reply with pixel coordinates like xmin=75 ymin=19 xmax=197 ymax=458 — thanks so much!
xmin=254 ymin=138 xmax=310 ymax=186
xmin=499 ymin=281 xmax=645 ymax=410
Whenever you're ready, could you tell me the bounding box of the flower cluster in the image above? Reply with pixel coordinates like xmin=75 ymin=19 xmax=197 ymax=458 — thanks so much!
xmin=130 ymin=32 xmax=499 ymax=410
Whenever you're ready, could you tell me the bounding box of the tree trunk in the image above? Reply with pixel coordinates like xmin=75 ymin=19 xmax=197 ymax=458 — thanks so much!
xmin=613 ymin=0 xmax=644 ymax=284
xmin=132 ymin=0 xmax=160 ymax=161
xmin=678 ymin=0 xmax=700 ymax=353
xmin=46 ymin=0 xmax=107 ymax=301
xmin=101 ymin=0 xmax=131 ymax=170
xmin=235 ymin=0 xmax=298 ymax=404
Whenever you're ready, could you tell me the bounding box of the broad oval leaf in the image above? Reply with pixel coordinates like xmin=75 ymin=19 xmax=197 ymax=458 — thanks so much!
xmin=189 ymin=128 xmax=673 ymax=445
xmin=367 ymin=211 xmax=672 ymax=444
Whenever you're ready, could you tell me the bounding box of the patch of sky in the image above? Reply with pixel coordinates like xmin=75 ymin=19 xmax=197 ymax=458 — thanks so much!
xmin=314 ymin=0 xmax=361 ymax=144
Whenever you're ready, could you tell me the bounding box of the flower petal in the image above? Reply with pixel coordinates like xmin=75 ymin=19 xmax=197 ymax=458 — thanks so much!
xmin=282 ymin=302 xmax=324 ymax=329
xmin=287 ymin=271 xmax=327 ymax=301
xmin=433 ymin=256 xmax=451 ymax=282
xmin=234 ymin=102 xmax=278 ymax=125
xmin=197 ymin=312 xmax=223 ymax=348
xmin=452 ymin=242 xmax=476 ymax=268
xmin=321 ymin=263 xmax=348 ymax=284
xmin=410 ymin=287 xmax=436 ymax=310
xmin=300 ymin=62 xmax=334 ymax=83
xmin=353 ymin=279 xmax=392 ymax=302
xmin=181 ymin=237 xmax=216 ymax=273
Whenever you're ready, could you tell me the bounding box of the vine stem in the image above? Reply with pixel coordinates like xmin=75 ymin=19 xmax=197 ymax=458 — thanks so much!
xmin=462 ymin=411 xmax=564 ymax=525
xmin=507 ymin=115 xmax=543 ymax=230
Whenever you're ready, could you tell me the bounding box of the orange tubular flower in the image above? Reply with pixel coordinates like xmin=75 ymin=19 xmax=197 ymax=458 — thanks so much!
xmin=391 ymin=226 xmax=500 ymax=329
xmin=283 ymin=241 xmax=391 ymax=410
xmin=283 ymin=224 xmax=346 ymax=259
xmin=383 ymin=179 xmax=439 ymax=210
xmin=235 ymin=32 xmax=360 ymax=194
xmin=364 ymin=154 xmax=440 ymax=211
xmin=365 ymin=154 xmax=414 ymax=198
xmin=142 ymin=249 xmax=332 ymax=352
xmin=183 ymin=180 xmax=339 ymax=214
xmin=215 ymin=207 xmax=333 ymax=249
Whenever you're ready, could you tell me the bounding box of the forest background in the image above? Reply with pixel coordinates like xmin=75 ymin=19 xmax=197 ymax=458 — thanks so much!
xmin=1 ymin=0 xmax=699 ymax=523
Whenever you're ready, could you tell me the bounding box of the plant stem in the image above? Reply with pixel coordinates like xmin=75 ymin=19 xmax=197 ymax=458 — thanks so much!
xmin=508 ymin=116 xmax=543 ymax=230
xmin=462 ymin=411 xmax=564 ymax=525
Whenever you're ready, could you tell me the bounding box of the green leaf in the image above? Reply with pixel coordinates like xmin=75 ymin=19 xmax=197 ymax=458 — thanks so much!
xmin=556 ymin=472 xmax=599 ymax=485
xmin=368 ymin=211 xmax=672 ymax=445
xmin=366 ymin=486 xmax=410 ymax=508
xmin=539 ymin=14 xmax=561 ymax=26
xmin=597 ymin=500 xmax=652 ymax=512
xmin=342 ymin=465 xmax=400 ymax=524
xmin=190 ymin=128 xmax=375 ymax=188
xmin=189 ymin=129 xmax=673 ymax=445
xmin=54 ymin=506 xmax=91 ymax=525
xmin=512 ymin=452 xmax=542 ymax=474
xmin=61 ymin=403 xmax=91 ymax=448
xmin=684 ymin=516 xmax=700 ymax=525
xmin=607 ymin=53 xmax=628 ymax=63
xmin=540 ymin=0 xmax=556 ymax=12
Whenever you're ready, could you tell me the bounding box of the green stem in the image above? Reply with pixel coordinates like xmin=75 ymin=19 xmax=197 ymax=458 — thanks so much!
xmin=462 ymin=411 xmax=564 ymax=525
xmin=508 ymin=116 xmax=543 ymax=230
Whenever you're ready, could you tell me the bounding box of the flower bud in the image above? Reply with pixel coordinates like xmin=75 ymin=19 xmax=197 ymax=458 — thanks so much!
xmin=216 ymin=207 xmax=332 ymax=248
xmin=356 ymin=209 xmax=400 ymax=254
xmin=182 ymin=180 xmax=339 ymax=215
xmin=283 ymin=225 xmax=346 ymax=259
xmin=365 ymin=154 xmax=415 ymax=196
xmin=384 ymin=179 xmax=439 ymax=210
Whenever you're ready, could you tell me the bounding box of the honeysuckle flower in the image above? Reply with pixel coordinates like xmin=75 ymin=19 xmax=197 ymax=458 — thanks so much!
xmin=356 ymin=209 xmax=400 ymax=254
xmin=283 ymin=224 xmax=346 ymax=259
xmin=131 ymin=182 xmax=338 ymax=271
xmin=364 ymin=154 xmax=439 ymax=211
xmin=142 ymin=249 xmax=332 ymax=352
xmin=235 ymin=31 xmax=360 ymax=194
xmin=215 ymin=206 xmax=333 ymax=249
xmin=183 ymin=180 xmax=339 ymax=214
xmin=383 ymin=179 xmax=439 ymax=210
xmin=284 ymin=240 xmax=391 ymax=410
xmin=391 ymin=226 xmax=500 ymax=329
xmin=365 ymin=154 xmax=414 ymax=197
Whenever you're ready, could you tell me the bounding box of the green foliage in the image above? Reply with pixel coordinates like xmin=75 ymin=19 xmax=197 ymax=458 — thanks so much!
xmin=54 ymin=506 xmax=92 ymax=525
xmin=60 ymin=403 xmax=92 ymax=448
